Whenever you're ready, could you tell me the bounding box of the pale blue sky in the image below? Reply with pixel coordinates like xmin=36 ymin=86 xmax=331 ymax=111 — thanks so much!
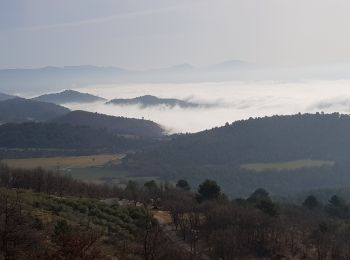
xmin=1 ymin=0 xmax=350 ymax=69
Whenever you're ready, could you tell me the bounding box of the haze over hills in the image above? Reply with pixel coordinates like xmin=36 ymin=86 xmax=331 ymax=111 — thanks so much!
xmin=52 ymin=110 xmax=164 ymax=137
xmin=5 ymin=1 xmax=350 ymax=258
xmin=107 ymin=95 xmax=206 ymax=108
xmin=0 ymin=65 xmax=128 ymax=93
xmin=209 ymin=60 xmax=255 ymax=70
xmin=0 ymin=92 xmax=16 ymax=101
xmin=33 ymin=89 xmax=106 ymax=105
xmin=0 ymin=98 xmax=70 ymax=123
xmin=3 ymin=61 xmax=350 ymax=94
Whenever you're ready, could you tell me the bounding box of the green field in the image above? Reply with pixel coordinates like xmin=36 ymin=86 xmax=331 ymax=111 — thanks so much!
xmin=240 ymin=159 xmax=334 ymax=172
xmin=3 ymin=154 xmax=124 ymax=170
xmin=1 ymin=154 xmax=157 ymax=185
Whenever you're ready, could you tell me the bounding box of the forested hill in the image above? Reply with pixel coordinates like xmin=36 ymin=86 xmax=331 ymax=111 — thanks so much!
xmin=0 ymin=123 xmax=158 ymax=158
xmin=0 ymin=98 xmax=70 ymax=123
xmin=123 ymin=113 xmax=350 ymax=172
xmin=52 ymin=110 xmax=164 ymax=138
xmin=118 ymin=113 xmax=350 ymax=196
xmin=33 ymin=89 xmax=106 ymax=104
xmin=107 ymin=95 xmax=201 ymax=108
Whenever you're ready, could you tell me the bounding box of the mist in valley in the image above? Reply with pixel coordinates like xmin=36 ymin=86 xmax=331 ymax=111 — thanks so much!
xmin=49 ymin=79 xmax=350 ymax=133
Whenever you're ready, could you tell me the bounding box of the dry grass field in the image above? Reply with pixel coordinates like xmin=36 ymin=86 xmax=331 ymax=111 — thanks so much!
xmin=241 ymin=159 xmax=334 ymax=172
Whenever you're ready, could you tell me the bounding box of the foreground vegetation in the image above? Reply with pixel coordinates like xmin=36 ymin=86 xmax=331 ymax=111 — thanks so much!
xmin=3 ymin=164 xmax=350 ymax=259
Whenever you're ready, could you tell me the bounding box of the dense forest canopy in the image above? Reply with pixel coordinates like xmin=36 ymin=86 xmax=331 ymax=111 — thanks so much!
xmin=0 ymin=122 xmax=159 ymax=158
xmin=52 ymin=110 xmax=164 ymax=138
xmin=126 ymin=113 xmax=350 ymax=166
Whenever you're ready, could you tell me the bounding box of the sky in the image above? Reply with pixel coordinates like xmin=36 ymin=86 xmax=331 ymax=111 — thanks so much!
xmin=2 ymin=0 xmax=350 ymax=70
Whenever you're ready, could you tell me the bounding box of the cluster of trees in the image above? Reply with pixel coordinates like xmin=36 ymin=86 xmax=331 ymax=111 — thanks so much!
xmin=160 ymin=179 xmax=350 ymax=259
xmin=0 ymin=163 xmax=124 ymax=198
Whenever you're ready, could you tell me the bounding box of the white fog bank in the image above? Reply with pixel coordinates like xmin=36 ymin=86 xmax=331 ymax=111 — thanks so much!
xmin=62 ymin=80 xmax=350 ymax=133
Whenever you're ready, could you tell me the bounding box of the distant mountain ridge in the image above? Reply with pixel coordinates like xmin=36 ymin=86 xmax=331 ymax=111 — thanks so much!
xmin=107 ymin=95 xmax=204 ymax=108
xmin=33 ymin=90 xmax=106 ymax=104
xmin=0 ymin=61 xmax=257 ymax=93
xmin=0 ymin=98 xmax=70 ymax=123
xmin=52 ymin=110 xmax=164 ymax=137
xmin=4 ymin=62 xmax=350 ymax=94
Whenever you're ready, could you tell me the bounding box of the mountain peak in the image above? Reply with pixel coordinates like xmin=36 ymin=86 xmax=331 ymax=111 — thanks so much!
xmin=33 ymin=90 xmax=106 ymax=105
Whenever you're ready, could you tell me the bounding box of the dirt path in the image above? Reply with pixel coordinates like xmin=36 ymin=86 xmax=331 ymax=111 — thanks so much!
xmin=153 ymin=211 xmax=210 ymax=260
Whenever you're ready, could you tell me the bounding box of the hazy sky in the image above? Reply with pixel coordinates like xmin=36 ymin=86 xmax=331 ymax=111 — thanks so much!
xmin=1 ymin=0 xmax=350 ymax=69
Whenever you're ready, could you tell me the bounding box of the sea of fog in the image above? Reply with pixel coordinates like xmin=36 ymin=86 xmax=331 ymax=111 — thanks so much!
xmin=58 ymin=80 xmax=350 ymax=133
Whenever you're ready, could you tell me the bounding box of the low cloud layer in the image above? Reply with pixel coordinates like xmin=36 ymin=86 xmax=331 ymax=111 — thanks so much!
xmin=55 ymin=80 xmax=350 ymax=133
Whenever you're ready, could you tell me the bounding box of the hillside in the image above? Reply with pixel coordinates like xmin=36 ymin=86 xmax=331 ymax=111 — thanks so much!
xmin=0 ymin=98 xmax=70 ymax=123
xmin=0 ymin=122 xmax=159 ymax=158
xmin=120 ymin=113 xmax=350 ymax=196
xmin=0 ymin=166 xmax=154 ymax=259
xmin=107 ymin=95 xmax=202 ymax=108
xmin=3 ymin=164 xmax=350 ymax=259
xmin=0 ymin=92 xmax=15 ymax=101
xmin=33 ymin=89 xmax=106 ymax=104
xmin=52 ymin=110 xmax=164 ymax=137
xmin=125 ymin=113 xmax=350 ymax=166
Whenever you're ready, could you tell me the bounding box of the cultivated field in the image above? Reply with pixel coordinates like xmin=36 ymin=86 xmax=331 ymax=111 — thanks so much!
xmin=2 ymin=154 xmax=125 ymax=170
xmin=1 ymin=154 xmax=158 ymax=185
xmin=241 ymin=159 xmax=334 ymax=172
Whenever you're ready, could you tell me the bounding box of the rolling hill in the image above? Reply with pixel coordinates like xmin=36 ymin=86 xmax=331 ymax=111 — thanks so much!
xmin=33 ymin=89 xmax=106 ymax=104
xmin=107 ymin=95 xmax=202 ymax=108
xmin=52 ymin=110 xmax=164 ymax=137
xmin=0 ymin=122 xmax=159 ymax=158
xmin=0 ymin=98 xmax=70 ymax=123
xmin=120 ymin=113 xmax=350 ymax=196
